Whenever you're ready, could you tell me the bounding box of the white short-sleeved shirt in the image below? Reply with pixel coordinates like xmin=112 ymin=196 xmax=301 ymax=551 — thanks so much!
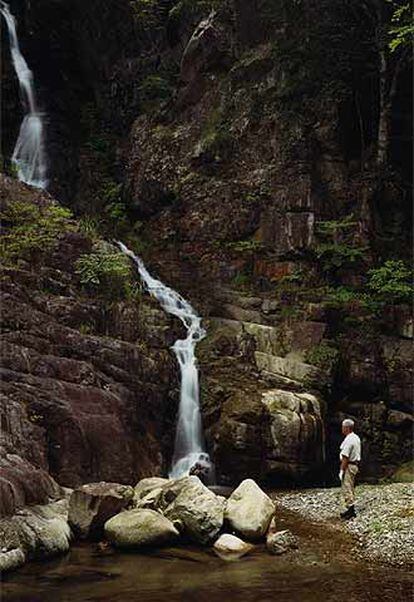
xmin=340 ymin=432 xmax=361 ymax=462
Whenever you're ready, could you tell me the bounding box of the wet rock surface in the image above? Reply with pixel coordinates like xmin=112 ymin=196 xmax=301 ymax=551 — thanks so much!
xmin=225 ymin=479 xmax=275 ymax=540
xmin=0 ymin=498 xmax=71 ymax=568
xmin=266 ymin=528 xmax=299 ymax=556
xmin=162 ymin=476 xmax=225 ymax=544
xmin=104 ymin=508 xmax=179 ymax=549
xmin=213 ymin=533 xmax=254 ymax=561
xmin=68 ymin=482 xmax=135 ymax=540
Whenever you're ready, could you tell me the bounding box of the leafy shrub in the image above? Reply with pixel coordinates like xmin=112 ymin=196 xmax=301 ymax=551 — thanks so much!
xmin=367 ymin=260 xmax=412 ymax=304
xmin=315 ymin=214 xmax=357 ymax=237
xmin=305 ymin=342 xmax=339 ymax=370
xmin=131 ymin=0 xmax=159 ymax=27
xmin=227 ymin=239 xmax=264 ymax=253
xmin=78 ymin=216 xmax=102 ymax=241
xmin=0 ymin=200 xmax=74 ymax=264
xmin=139 ymin=75 xmax=174 ymax=107
xmin=168 ymin=0 xmax=222 ymax=25
xmin=324 ymin=286 xmax=360 ymax=307
xmin=75 ymin=243 xmax=139 ymax=302
xmin=314 ymin=214 xmax=367 ymax=276
xmin=315 ymin=242 xmax=367 ymax=273
xmin=101 ymin=180 xmax=122 ymax=204
xmin=197 ymin=130 xmax=233 ymax=161
xmin=232 ymin=271 xmax=251 ymax=288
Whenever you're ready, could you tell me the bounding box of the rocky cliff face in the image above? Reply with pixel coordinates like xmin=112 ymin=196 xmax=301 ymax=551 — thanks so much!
xmin=120 ymin=0 xmax=412 ymax=482
xmin=0 ymin=176 xmax=178 ymax=516
xmin=1 ymin=0 xmax=412 ymax=514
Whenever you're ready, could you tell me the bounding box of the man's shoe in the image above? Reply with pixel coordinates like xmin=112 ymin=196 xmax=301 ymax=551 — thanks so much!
xmin=340 ymin=505 xmax=356 ymax=520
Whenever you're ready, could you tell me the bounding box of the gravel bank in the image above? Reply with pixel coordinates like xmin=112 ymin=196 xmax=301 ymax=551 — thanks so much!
xmin=273 ymin=483 xmax=414 ymax=568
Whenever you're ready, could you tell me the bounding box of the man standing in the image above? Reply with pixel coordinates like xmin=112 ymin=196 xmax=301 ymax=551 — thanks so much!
xmin=339 ymin=418 xmax=361 ymax=519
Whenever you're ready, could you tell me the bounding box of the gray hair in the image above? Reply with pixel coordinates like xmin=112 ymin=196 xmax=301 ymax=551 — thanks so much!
xmin=342 ymin=418 xmax=355 ymax=429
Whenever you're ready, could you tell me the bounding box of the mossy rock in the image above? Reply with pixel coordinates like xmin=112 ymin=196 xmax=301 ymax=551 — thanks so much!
xmin=389 ymin=461 xmax=414 ymax=483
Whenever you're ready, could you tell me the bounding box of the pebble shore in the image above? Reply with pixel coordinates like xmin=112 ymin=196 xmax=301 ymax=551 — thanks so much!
xmin=274 ymin=483 xmax=414 ymax=568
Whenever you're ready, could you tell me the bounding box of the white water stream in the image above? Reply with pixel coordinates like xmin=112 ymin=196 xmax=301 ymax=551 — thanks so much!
xmin=1 ymin=1 xmax=47 ymax=188
xmin=117 ymin=242 xmax=212 ymax=479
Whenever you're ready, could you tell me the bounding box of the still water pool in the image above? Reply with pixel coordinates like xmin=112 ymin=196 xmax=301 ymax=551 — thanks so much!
xmin=1 ymin=510 xmax=412 ymax=602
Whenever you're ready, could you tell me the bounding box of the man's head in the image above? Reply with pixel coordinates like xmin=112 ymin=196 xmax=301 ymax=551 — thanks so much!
xmin=342 ymin=418 xmax=355 ymax=435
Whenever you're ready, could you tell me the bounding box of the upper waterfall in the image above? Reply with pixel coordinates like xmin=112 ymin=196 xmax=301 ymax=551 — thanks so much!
xmin=0 ymin=1 xmax=47 ymax=189
xmin=117 ymin=242 xmax=212 ymax=480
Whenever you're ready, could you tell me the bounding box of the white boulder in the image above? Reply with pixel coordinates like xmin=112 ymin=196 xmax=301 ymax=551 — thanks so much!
xmin=163 ymin=476 xmax=225 ymax=544
xmin=225 ymin=479 xmax=275 ymax=540
xmin=104 ymin=509 xmax=179 ymax=548
xmin=213 ymin=533 xmax=254 ymax=561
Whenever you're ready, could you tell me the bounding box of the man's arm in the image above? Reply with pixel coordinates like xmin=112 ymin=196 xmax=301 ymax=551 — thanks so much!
xmin=339 ymin=451 xmax=350 ymax=480
xmin=340 ymin=455 xmax=349 ymax=472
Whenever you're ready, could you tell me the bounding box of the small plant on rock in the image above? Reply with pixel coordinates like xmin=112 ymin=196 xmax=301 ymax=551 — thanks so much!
xmin=367 ymin=259 xmax=412 ymax=305
xmin=0 ymin=200 xmax=74 ymax=265
xmin=305 ymin=342 xmax=339 ymax=370
xmin=75 ymin=243 xmax=136 ymax=302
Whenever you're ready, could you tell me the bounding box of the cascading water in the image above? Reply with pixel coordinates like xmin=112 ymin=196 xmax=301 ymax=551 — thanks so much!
xmin=1 ymin=0 xmax=210 ymax=479
xmin=0 ymin=1 xmax=47 ymax=188
xmin=117 ymin=242 xmax=212 ymax=480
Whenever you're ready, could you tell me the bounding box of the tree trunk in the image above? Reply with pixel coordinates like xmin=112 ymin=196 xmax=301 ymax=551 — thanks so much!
xmin=376 ymin=48 xmax=390 ymax=168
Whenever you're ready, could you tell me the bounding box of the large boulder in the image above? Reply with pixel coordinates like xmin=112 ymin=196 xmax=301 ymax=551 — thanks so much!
xmin=261 ymin=390 xmax=325 ymax=481
xmin=211 ymin=378 xmax=325 ymax=485
xmin=225 ymin=479 xmax=274 ymax=540
xmin=0 ymin=499 xmax=71 ymax=569
xmin=68 ymin=482 xmax=134 ymax=540
xmin=0 ymin=454 xmax=63 ymax=518
xmin=162 ymin=476 xmax=225 ymax=544
xmin=0 ymin=548 xmax=26 ymax=572
xmin=134 ymin=477 xmax=169 ymax=501
xmin=104 ymin=509 xmax=179 ymax=548
xmin=213 ymin=533 xmax=254 ymax=561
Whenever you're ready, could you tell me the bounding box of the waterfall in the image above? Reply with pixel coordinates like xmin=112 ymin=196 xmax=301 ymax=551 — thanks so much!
xmin=117 ymin=242 xmax=212 ymax=480
xmin=0 ymin=1 xmax=47 ymax=189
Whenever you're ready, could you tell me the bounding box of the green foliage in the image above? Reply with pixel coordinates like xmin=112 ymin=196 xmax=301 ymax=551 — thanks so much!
xmin=279 ymin=267 xmax=306 ymax=285
xmin=197 ymin=104 xmax=234 ymax=161
xmin=0 ymin=200 xmax=74 ymax=264
xmin=305 ymin=342 xmax=339 ymax=370
xmin=75 ymin=243 xmax=140 ymax=302
xmin=168 ymin=0 xmax=222 ymax=25
xmin=367 ymin=260 xmax=413 ymax=304
xmin=314 ymin=215 xmax=367 ymax=276
xmin=78 ymin=216 xmax=102 ymax=241
xmin=388 ymin=2 xmax=414 ymax=51
xmin=101 ymin=180 xmax=122 ymax=205
xmin=78 ymin=103 xmax=127 ymax=225
xmin=315 ymin=243 xmax=367 ymax=273
xmin=139 ymin=75 xmax=175 ymax=105
xmin=7 ymin=161 xmax=19 ymax=179
xmin=78 ymin=323 xmax=94 ymax=335
xmin=324 ymin=286 xmax=360 ymax=307
xmin=369 ymin=519 xmax=387 ymax=535
xmin=227 ymin=239 xmax=264 ymax=253
xmin=198 ymin=129 xmax=233 ymax=161
xmin=315 ymin=214 xmax=357 ymax=236
xmin=232 ymin=271 xmax=251 ymax=288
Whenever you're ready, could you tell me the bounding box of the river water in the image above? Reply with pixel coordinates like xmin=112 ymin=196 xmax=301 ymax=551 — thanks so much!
xmin=117 ymin=242 xmax=211 ymax=480
xmin=2 ymin=510 xmax=412 ymax=602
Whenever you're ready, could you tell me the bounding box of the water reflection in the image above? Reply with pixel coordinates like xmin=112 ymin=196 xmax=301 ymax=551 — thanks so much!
xmin=1 ymin=545 xmax=412 ymax=602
